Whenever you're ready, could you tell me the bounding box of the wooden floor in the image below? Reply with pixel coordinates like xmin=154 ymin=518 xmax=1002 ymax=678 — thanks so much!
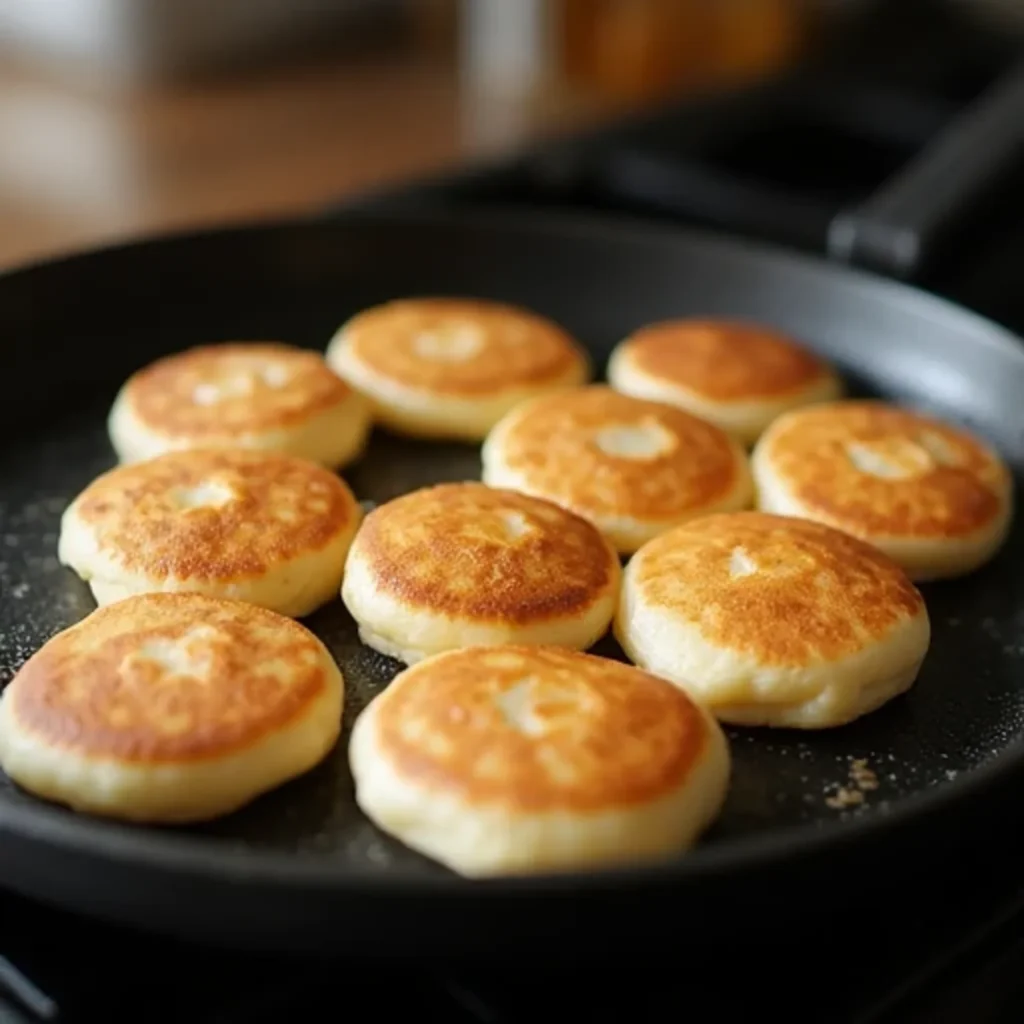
xmin=0 ymin=41 xmax=613 ymax=271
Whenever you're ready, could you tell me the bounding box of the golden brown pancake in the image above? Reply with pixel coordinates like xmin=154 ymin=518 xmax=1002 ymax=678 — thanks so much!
xmin=333 ymin=298 xmax=586 ymax=396
xmin=0 ymin=593 xmax=344 ymax=824
xmin=124 ymin=343 xmax=352 ymax=437
xmin=349 ymin=645 xmax=730 ymax=874
xmin=374 ymin=646 xmax=708 ymax=811
xmin=626 ymin=512 xmax=923 ymax=665
xmin=751 ymin=400 xmax=1013 ymax=579
xmin=481 ymin=385 xmax=753 ymax=553
xmin=66 ymin=449 xmax=357 ymax=581
xmin=341 ymin=482 xmax=621 ymax=664
xmin=352 ymin=482 xmax=615 ymax=624
xmin=58 ymin=449 xmax=362 ymax=617
xmin=325 ymin=298 xmax=591 ymax=441
xmin=616 ymin=511 xmax=931 ymax=728
xmin=108 ymin=342 xmax=370 ymax=469
xmin=620 ymin=319 xmax=834 ymax=402
xmin=607 ymin=319 xmax=842 ymax=445
xmin=6 ymin=594 xmax=331 ymax=764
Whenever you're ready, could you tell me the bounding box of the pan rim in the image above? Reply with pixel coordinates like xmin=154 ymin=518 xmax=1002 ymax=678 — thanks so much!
xmin=1 ymin=204 xmax=1023 ymax=896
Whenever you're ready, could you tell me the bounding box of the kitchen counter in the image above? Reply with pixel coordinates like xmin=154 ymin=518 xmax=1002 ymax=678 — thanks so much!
xmin=0 ymin=42 xmax=612 ymax=271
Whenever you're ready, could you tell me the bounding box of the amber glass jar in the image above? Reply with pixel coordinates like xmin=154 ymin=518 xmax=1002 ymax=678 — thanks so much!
xmin=557 ymin=0 xmax=810 ymax=103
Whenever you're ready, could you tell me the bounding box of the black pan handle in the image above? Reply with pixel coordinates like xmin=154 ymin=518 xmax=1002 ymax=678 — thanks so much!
xmin=828 ymin=62 xmax=1024 ymax=279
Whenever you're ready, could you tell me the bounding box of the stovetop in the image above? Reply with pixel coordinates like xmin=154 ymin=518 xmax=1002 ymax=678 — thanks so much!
xmin=4 ymin=830 xmax=1024 ymax=1023
xmin=5 ymin=2 xmax=1024 ymax=1020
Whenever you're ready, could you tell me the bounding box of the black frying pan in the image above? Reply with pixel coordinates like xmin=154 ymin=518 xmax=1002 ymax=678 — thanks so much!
xmin=1 ymin=67 xmax=1024 ymax=960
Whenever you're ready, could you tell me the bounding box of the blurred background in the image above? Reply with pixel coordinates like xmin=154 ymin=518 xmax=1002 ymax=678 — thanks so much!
xmin=0 ymin=0 xmax=1020 ymax=270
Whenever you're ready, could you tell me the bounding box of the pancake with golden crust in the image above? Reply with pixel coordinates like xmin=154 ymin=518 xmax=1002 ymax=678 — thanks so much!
xmin=341 ymin=482 xmax=621 ymax=664
xmin=349 ymin=645 xmax=730 ymax=875
xmin=0 ymin=593 xmax=343 ymax=822
xmin=751 ymin=400 xmax=1013 ymax=580
xmin=58 ymin=449 xmax=362 ymax=618
xmin=481 ymin=385 xmax=753 ymax=554
xmin=616 ymin=512 xmax=931 ymax=729
xmin=325 ymin=298 xmax=590 ymax=440
xmin=108 ymin=342 xmax=371 ymax=469
xmin=607 ymin=319 xmax=841 ymax=445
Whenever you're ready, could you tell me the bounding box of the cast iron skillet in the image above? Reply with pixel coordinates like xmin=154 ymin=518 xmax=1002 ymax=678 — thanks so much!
xmin=1 ymin=69 xmax=1024 ymax=958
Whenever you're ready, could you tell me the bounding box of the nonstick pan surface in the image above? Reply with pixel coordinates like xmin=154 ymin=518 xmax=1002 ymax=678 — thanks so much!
xmin=1 ymin=209 xmax=1023 ymax=955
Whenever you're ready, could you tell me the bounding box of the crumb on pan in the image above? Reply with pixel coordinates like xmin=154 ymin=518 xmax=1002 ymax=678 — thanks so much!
xmin=824 ymin=757 xmax=880 ymax=809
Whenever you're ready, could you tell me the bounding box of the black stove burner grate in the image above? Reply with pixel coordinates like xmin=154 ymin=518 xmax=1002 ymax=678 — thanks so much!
xmin=1 ymin=957 xmax=57 ymax=1022
xmin=4 ymin=840 xmax=1024 ymax=1024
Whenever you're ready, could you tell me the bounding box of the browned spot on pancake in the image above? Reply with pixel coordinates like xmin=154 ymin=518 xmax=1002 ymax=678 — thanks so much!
xmin=760 ymin=401 xmax=1010 ymax=539
xmin=355 ymin=483 xmax=618 ymax=623
xmin=623 ymin=319 xmax=833 ymax=401
xmin=73 ymin=449 xmax=359 ymax=581
xmin=374 ymin=646 xmax=707 ymax=812
xmin=126 ymin=343 xmax=352 ymax=437
xmin=341 ymin=298 xmax=588 ymax=396
xmin=493 ymin=386 xmax=745 ymax=521
xmin=630 ymin=511 xmax=925 ymax=666
xmin=7 ymin=594 xmax=329 ymax=763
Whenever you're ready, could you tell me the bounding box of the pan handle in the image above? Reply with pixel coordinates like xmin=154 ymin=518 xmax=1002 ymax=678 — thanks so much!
xmin=827 ymin=62 xmax=1024 ymax=279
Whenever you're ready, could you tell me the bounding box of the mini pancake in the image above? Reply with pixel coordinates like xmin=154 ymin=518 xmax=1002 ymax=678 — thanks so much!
xmin=349 ymin=644 xmax=730 ymax=876
xmin=481 ymin=385 xmax=753 ymax=555
xmin=325 ymin=298 xmax=590 ymax=441
xmin=58 ymin=449 xmax=362 ymax=618
xmin=341 ymin=482 xmax=620 ymax=665
xmin=0 ymin=593 xmax=343 ymax=823
xmin=108 ymin=342 xmax=371 ymax=469
xmin=751 ymin=400 xmax=1013 ymax=580
xmin=616 ymin=511 xmax=931 ymax=729
xmin=607 ymin=318 xmax=841 ymax=445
